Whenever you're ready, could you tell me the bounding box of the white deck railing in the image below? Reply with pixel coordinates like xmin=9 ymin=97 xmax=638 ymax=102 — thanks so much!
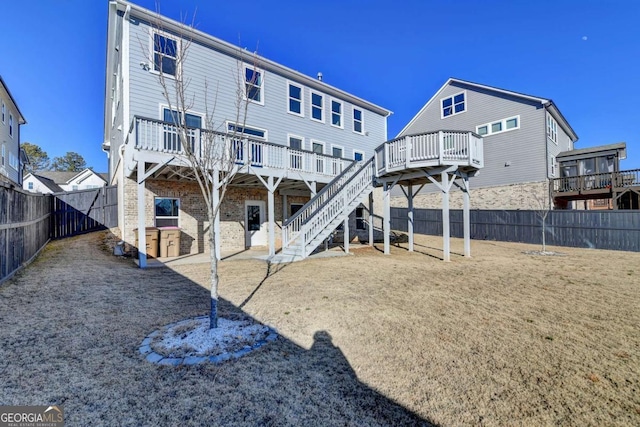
xmin=130 ymin=116 xmax=351 ymax=178
xmin=282 ymin=158 xmax=375 ymax=257
xmin=375 ymin=130 xmax=484 ymax=175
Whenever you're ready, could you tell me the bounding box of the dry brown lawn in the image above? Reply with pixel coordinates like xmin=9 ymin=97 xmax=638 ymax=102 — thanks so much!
xmin=0 ymin=232 xmax=638 ymax=426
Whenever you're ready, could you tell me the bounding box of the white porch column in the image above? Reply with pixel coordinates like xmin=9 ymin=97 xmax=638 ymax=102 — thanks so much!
xmin=267 ymin=175 xmax=276 ymax=257
xmin=407 ymin=183 xmax=414 ymax=252
xmin=137 ymin=162 xmax=147 ymax=268
xmin=463 ymin=175 xmax=471 ymax=257
xmin=368 ymin=191 xmax=374 ymax=247
xmin=343 ymin=216 xmax=349 ymax=254
xmin=383 ymin=182 xmax=391 ymax=255
xmin=213 ymin=170 xmax=221 ymax=261
xmin=441 ymin=171 xmax=450 ymax=262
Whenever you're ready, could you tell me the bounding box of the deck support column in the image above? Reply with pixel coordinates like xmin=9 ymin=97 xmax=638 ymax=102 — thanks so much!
xmin=462 ymin=175 xmax=471 ymax=257
xmin=407 ymin=183 xmax=414 ymax=252
xmin=343 ymin=216 xmax=350 ymax=254
xmin=213 ymin=170 xmax=221 ymax=261
xmin=267 ymin=175 xmax=276 ymax=257
xmin=368 ymin=191 xmax=374 ymax=247
xmin=441 ymin=171 xmax=450 ymax=262
xmin=383 ymin=182 xmax=391 ymax=255
xmin=282 ymin=194 xmax=288 ymax=221
xmin=137 ymin=162 xmax=147 ymax=268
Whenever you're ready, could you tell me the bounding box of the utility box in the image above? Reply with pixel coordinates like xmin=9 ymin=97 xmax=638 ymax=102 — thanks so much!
xmin=134 ymin=227 xmax=159 ymax=259
xmin=159 ymin=227 xmax=181 ymax=258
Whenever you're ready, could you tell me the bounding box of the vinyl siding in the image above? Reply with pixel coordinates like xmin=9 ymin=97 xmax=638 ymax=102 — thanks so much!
xmin=546 ymin=111 xmax=574 ymax=178
xmin=125 ymin=17 xmax=387 ymax=162
xmin=400 ymin=81 xmax=548 ymax=188
xmin=0 ymin=87 xmax=22 ymax=185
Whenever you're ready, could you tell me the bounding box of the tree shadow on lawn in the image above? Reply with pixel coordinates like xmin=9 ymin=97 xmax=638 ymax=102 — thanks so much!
xmin=0 ymin=233 xmax=437 ymax=426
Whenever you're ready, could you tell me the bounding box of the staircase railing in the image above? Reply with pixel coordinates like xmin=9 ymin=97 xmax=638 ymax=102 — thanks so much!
xmin=282 ymin=158 xmax=375 ymax=257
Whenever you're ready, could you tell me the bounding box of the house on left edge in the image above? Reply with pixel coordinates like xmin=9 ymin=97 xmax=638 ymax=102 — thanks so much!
xmin=23 ymin=169 xmax=108 ymax=194
xmin=0 ymin=75 xmax=28 ymax=186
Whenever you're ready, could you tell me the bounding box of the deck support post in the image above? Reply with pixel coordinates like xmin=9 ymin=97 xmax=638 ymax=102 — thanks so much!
xmin=383 ymin=182 xmax=391 ymax=255
xmin=137 ymin=162 xmax=147 ymax=268
xmin=441 ymin=171 xmax=450 ymax=262
xmin=343 ymin=216 xmax=349 ymax=254
xmin=213 ymin=170 xmax=221 ymax=261
xmin=267 ymin=176 xmax=276 ymax=257
xmin=407 ymin=183 xmax=414 ymax=252
xmin=368 ymin=191 xmax=374 ymax=247
xmin=282 ymin=194 xmax=288 ymax=221
xmin=462 ymin=175 xmax=471 ymax=257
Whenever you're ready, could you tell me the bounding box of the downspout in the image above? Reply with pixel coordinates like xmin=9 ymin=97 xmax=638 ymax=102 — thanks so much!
xmin=542 ymin=102 xmax=551 ymax=209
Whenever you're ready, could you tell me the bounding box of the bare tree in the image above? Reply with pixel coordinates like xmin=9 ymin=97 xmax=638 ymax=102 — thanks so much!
xmin=532 ymin=191 xmax=551 ymax=253
xmin=146 ymin=15 xmax=262 ymax=328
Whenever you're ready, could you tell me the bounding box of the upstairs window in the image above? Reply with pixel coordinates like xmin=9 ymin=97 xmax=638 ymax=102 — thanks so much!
xmin=547 ymin=114 xmax=558 ymax=144
xmin=311 ymin=91 xmax=324 ymax=122
xmin=476 ymin=116 xmax=520 ymax=137
xmin=153 ymin=33 xmax=178 ymax=76
xmin=331 ymin=99 xmax=343 ymax=128
xmin=9 ymin=152 xmax=18 ymax=170
xmin=227 ymin=122 xmax=267 ymax=140
xmin=287 ymin=83 xmax=303 ymax=116
xmin=244 ymin=66 xmax=264 ymax=104
xmin=1 ymin=145 xmax=4 ymax=166
xmin=1 ymin=102 xmax=4 ymax=123
xmin=9 ymin=114 xmax=13 ymax=137
xmin=353 ymin=150 xmax=364 ymax=162
xmin=353 ymin=108 xmax=364 ymax=134
xmin=441 ymin=91 xmax=466 ymax=118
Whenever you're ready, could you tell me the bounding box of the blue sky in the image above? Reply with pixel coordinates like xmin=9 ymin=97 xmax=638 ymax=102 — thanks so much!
xmin=1 ymin=0 xmax=639 ymax=172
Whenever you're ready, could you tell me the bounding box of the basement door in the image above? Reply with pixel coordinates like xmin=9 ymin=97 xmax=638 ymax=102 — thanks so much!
xmin=245 ymin=200 xmax=267 ymax=248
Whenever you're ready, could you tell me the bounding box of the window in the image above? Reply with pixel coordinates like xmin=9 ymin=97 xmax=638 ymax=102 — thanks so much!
xmin=476 ymin=116 xmax=520 ymax=137
xmin=28 ymin=182 xmax=34 ymax=190
xmin=155 ymin=197 xmax=180 ymax=227
xmin=72 ymin=185 xmax=79 ymax=191
xmin=9 ymin=152 xmax=18 ymax=170
xmin=153 ymin=33 xmax=178 ymax=76
xmin=311 ymin=91 xmax=324 ymax=122
xmin=355 ymin=207 xmax=366 ymax=230
xmin=288 ymin=135 xmax=304 ymax=169
xmin=162 ymin=108 xmax=202 ymax=152
xmin=227 ymin=122 xmax=267 ymax=139
xmin=353 ymin=108 xmax=363 ymax=134
xmin=228 ymin=122 xmax=267 ymax=166
xmin=332 ymin=146 xmax=343 ymax=158
xmin=311 ymin=141 xmax=325 ymax=173
xmin=1 ymin=145 xmax=4 ymax=166
xmin=9 ymin=114 xmax=13 ymax=137
xmin=1 ymin=102 xmax=4 ymax=123
xmin=330 ymin=99 xmax=343 ymax=128
xmin=547 ymin=114 xmax=558 ymax=144
xmin=549 ymin=155 xmax=556 ymax=177
xmin=290 ymin=203 xmax=304 ymax=217
xmin=441 ymin=91 xmax=466 ymax=118
xmin=353 ymin=150 xmax=364 ymax=162
xmin=287 ymin=83 xmax=303 ymax=116
xmin=244 ymin=65 xmax=264 ymax=104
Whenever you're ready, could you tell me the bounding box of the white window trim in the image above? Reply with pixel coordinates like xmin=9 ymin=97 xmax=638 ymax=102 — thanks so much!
xmin=331 ymin=144 xmax=345 ymax=159
xmin=330 ymin=98 xmax=344 ymax=129
xmin=547 ymin=114 xmax=558 ymax=145
xmin=353 ymin=149 xmax=365 ymax=161
xmin=549 ymin=155 xmax=556 ymax=177
xmin=287 ymin=133 xmax=305 ymax=150
xmin=310 ymin=90 xmax=324 ymax=123
xmin=440 ymin=90 xmax=467 ymax=119
xmin=476 ymin=115 xmax=520 ymax=137
xmin=154 ymin=197 xmax=180 ymax=227
xmin=1 ymin=145 xmax=5 ymax=167
xmin=352 ymin=106 xmax=364 ymax=135
xmin=243 ymin=63 xmax=265 ymax=106
xmin=149 ymin=31 xmax=180 ymax=78
xmin=286 ymin=81 xmax=304 ymax=118
xmin=225 ymin=120 xmax=268 ymax=141
xmin=159 ymin=104 xmax=205 ymax=127
xmin=310 ymin=139 xmax=325 ymax=154
xmin=1 ymin=102 xmax=5 ymax=124
xmin=8 ymin=114 xmax=13 ymax=138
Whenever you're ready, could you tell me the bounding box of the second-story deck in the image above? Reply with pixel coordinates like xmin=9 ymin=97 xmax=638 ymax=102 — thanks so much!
xmin=124 ymin=116 xmax=354 ymax=190
xmin=551 ymin=169 xmax=640 ymax=208
xmin=374 ymin=130 xmax=484 ymax=182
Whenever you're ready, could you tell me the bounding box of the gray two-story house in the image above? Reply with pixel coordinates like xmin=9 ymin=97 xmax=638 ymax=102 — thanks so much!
xmin=395 ymin=78 xmax=579 ymax=210
xmin=0 ymin=76 xmax=27 ymax=186
xmin=103 ymin=0 xmax=392 ymax=262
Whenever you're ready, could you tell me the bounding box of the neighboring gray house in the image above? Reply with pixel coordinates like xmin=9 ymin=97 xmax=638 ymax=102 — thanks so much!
xmin=103 ymin=0 xmax=392 ymax=261
xmin=0 ymin=76 xmax=27 ymax=186
xmin=395 ymin=78 xmax=579 ymax=209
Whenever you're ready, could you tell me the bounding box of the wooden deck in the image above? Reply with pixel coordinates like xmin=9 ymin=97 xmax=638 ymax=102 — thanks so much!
xmin=551 ymin=169 xmax=640 ymax=200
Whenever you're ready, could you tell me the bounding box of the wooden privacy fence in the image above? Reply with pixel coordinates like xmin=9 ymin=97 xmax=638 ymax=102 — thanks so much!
xmin=1 ymin=184 xmax=118 ymax=284
xmin=391 ymin=207 xmax=640 ymax=252
xmin=50 ymin=186 xmax=118 ymax=239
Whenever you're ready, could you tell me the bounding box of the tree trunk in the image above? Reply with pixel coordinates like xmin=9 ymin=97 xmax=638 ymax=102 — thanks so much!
xmin=542 ymin=218 xmax=547 ymax=253
xmin=209 ymin=213 xmax=219 ymax=329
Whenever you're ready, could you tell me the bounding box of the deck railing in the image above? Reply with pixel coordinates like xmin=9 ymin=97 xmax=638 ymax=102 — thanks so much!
xmin=130 ymin=116 xmax=352 ymax=177
xmin=374 ymin=130 xmax=483 ymax=176
xmin=551 ymin=169 xmax=640 ymax=194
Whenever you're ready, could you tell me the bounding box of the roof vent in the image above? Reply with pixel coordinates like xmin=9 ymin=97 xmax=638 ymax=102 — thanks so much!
xmin=317 ymin=72 xmax=323 ymax=81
